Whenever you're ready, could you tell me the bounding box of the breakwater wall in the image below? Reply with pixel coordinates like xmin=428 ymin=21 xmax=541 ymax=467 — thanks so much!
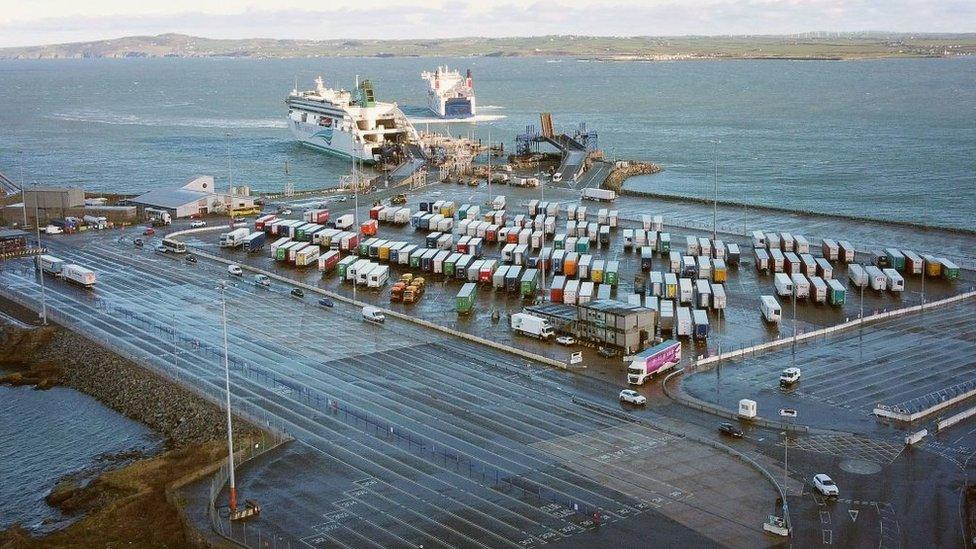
xmin=603 ymin=161 xmax=664 ymax=192
xmin=619 ymin=187 xmax=976 ymax=237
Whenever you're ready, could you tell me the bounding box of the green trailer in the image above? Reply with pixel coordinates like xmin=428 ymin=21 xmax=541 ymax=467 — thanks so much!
xmin=884 ymin=248 xmax=906 ymax=271
xmin=444 ymin=254 xmax=460 ymax=277
xmin=456 ymin=282 xmax=477 ymax=314
xmin=409 ymin=249 xmax=425 ymax=269
xmin=576 ymin=238 xmax=590 ymax=254
xmin=605 ymin=260 xmax=620 ymax=286
xmin=520 ymin=268 xmax=540 ymax=298
xmin=941 ymin=259 xmax=960 ymax=280
xmin=827 ymin=278 xmax=846 ymax=306
xmin=554 ymin=234 xmax=565 ymax=250
xmin=658 ymin=233 xmax=671 ymax=254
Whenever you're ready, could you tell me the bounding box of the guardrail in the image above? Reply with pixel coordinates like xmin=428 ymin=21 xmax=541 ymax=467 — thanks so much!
xmin=170 ymin=233 xmax=569 ymax=371
xmin=937 ymin=406 xmax=976 ymax=432
xmin=875 ymin=379 xmax=976 ymax=423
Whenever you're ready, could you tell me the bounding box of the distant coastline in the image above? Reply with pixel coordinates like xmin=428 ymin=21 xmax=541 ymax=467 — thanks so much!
xmin=1 ymin=32 xmax=974 ymax=61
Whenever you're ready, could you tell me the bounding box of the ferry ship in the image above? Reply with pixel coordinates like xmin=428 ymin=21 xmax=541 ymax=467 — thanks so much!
xmin=421 ymin=66 xmax=476 ymax=118
xmin=286 ymin=76 xmax=418 ymax=164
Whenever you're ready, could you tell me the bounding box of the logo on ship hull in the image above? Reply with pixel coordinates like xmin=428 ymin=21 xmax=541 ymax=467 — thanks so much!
xmin=313 ymin=117 xmax=334 ymax=145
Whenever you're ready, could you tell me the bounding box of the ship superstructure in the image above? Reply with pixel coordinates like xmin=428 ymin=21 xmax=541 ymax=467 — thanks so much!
xmin=286 ymin=76 xmax=418 ymax=164
xmin=421 ymin=66 xmax=476 ymax=118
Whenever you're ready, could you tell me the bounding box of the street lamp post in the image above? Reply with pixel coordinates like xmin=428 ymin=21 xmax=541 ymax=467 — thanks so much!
xmin=710 ymin=139 xmax=720 ymax=242
xmin=219 ymin=284 xmax=238 ymax=513
xmin=32 ymin=189 xmax=48 ymax=325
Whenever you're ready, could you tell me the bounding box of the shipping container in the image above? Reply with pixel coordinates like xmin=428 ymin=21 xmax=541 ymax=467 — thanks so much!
xmin=295 ymin=244 xmax=321 ymax=267
xmin=649 ymin=271 xmax=664 ymax=297
xmin=794 ymin=235 xmax=810 ymax=254
xmin=713 ymin=258 xmax=727 ymax=283
xmin=550 ymin=276 xmax=566 ymax=302
xmin=318 ymin=250 xmax=341 ymax=273
xmin=822 ymin=239 xmax=839 ymax=262
xmin=605 ymin=260 xmax=619 ymax=286
xmin=815 ymin=257 xmax=833 ymax=280
xmin=695 ymin=279 xmax=712 ymax=308
xmin=578 ymin=281 xmax=594 ymax=304
xmin=770 ymin=249 xmax=785 ymax=272
xmin=437 ymin=233 xmax=453 ymax=251
xmin=838 ymin=241 xmax=855 ymax=263
xmin=864 ymin=265 xmax=887 ymax=290
xmin=828 ymin=279 xmax=847 ymax=306
xmin=641 ymin=214 xmax=652 ymax=230
xmin=692 ymin=309 xmax=709 ymax=340
xmin=608 ymin=210 xmax=618 ymax=228
xmin=421 ymin=249 xmax=438 ymax=272
xmin=634 ymin=229 xmax=647 ymax=247
xmin=579 ymin=255 xmax=593 ymax=279
xmin=791 ymin=273 xmax=810 ymax=299
xmin=711 ymin=284 xmax=727 ymax=310
xmin=493 ymin=265 xmax=510 ymax=289
xmin=922 ymin=254 xmax=942 ymax=277
xmin=884 ymin=248 xmax=906 ymax=271
xmin=243 ymin=231 xmax=266 ymax=253
xmin=902 ymin=250 xmax=924 ymax=275
xmin=774 ymin=273 xmax=793 ymax=296
xmin=754 ymin=248 xmax=770 ymax=273
xmin=660 ymin=300 xmax=675 ymax=333
xmin=346 ymin=259 xmax=370 ymax=282
xmin=398 ymin=244 xmax=418 ymax=265
xmin=467 ymin=260 xmax=485 ymax=283
xmin=576 ymin=237 xmax=590 ymax=254
xmin=551 ymin=249 xmax=566 ymax=275
xmin=809 ymin=276 xmax=828 ymax=303
xmin=336 ymin=255 xmax=358 ymax=279
xmin=800 ymin=253 xmax=817 ymax=277
xmin=766 ymin=232 xmax=781 ymax=250
xmin=760 ymin=295 xmax=782 ymax=323
xmin=784 ymin=252 xmax=801 ymax=274
xmin=713 ymin=240 xmax=725 ymax=260
xmin=432 ymin=250 xmax=451 ymax=275
xmin=513 ymin=244 xmax=529 ymax=265
xmin=627 ymin=293 xmax=642 ymax=306
xmin=696 ymin=256 xmax=711 ymax=280
xmin=676 ymin=307 xmax=692 ymax=338
xmin=591 ymin=260 xmax=605 ymax=283
xmin=368 ymin=265 xmax=390 ymax=288
xmin=752 ymin=230 xmax=766 ymax=248
xmin=698 ymin=237 xmax=711 ymax=258
xmin=640 ymin=247 xmax=654 ymax=271
xmin=658 ymin=232 xmax=671 ymax=253
xmin=564 ymin=279 xmax=580 ymax=304
xmin=455 ymin=255 xmax=474 ymax=279
xmin=781 ymin=232 xmax=795 ymax=252
xmin=646 ymin=231 xmax=658 ymax=253
xmin=599 ymin=225 xmax=611 ymax=247
xmin=686 ymin=235 xmax=699 ymax=256
xmin=505 ymin=266 xmax=522 ymax=292
xmin=681 ymin=255 xmax=697 ymax=277
xmin=940 ymin=259 xmax=960 ymax=280
xmin=564 ymin=252 xmax=579 ymax=278
xmin=456 ymin=283 xmax=477 ymax=314
xmin=848 ymin=263 xmax=869 ymax=287
xmin=255 ymin=214 xmax=277 ymax=231
xmin=596 ymin=283 xmax=611 ymax=300
xmin=664 ymin=273 xmax=678 ymax=299
xmin=652 ymin=215 xmax=664 ymax=232
xmin=679 ymin=278 xmax=694 ymax=304
xmin=883 ymin=268 xmax=905 ymax=292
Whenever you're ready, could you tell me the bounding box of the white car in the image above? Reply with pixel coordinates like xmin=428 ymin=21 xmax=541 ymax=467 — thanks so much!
xmin=280 ymin=209 xmax=292 ymax=215
xmin=44 ymin=225 xmax=63 ymax=235
xmin=190 ymin=220 xmax=207 ymax=228
xmin=813 ymin=474 xmax=839 ymax=497
xmin=556 ymin=336 xmax=576 ymax=346
xmin=619 ymin=389 xmax=646 ymax=406
xmin=227 ymin=264 xmax=243 ymax=276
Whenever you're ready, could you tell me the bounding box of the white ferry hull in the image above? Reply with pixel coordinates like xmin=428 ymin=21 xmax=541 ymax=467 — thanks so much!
xmin=287 ymin=119 xmax=366 ymax=162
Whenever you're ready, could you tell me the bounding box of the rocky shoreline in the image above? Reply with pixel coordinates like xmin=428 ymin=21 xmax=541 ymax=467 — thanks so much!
xmin=0 ymin=319 xmax=258 ymax=447
xmin=603 ymin=160 xmax=664 ymax=193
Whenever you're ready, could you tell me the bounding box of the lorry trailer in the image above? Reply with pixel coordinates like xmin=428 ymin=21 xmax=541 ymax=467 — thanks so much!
xmin=62 ymin=264 xmax=97 ymax=288
xmin=626 ymin=340 xmax=681 ymax=385
xmin=510 ymin=313 xmax=555 ymax=340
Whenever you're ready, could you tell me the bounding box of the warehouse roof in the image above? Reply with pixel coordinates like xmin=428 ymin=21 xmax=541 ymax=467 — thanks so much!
xmin=0 ymin=229 xmax=28 ymax=240
xmin=130 ymin=187 xmax=210 ymax=209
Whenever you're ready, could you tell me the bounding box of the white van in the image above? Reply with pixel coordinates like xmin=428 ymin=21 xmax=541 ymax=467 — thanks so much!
xmin=760 ymin=295 xmax=782 ymax=323
xmin=362 ymin=306 xmax=385 ymax=324
xmin=780 ymin=367 xmax=801 ymax=386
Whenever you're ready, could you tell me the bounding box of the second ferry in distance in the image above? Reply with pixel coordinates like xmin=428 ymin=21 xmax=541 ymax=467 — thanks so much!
xmin=286 ymin=76 xmax=418 ymax=164
xmin=421 ymin=66 xmax=476 ymax=118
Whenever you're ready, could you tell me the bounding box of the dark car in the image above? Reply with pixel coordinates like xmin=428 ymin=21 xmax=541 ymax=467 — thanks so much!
xmin=133 ymin=238 xmax=144 ymax=247
xmin=718 ymin=422 xmax=743 ymax=438
xmin=142 ymin=227 xmax=156 ymax=236
xmin=184 ymin=255 xmax=197 ymax=264
xmin=597 ymin=346 xmax=618 ymax=358
xmin=318 ymin=298 xmax=334 ymax=308
xmin=291 ymin=288 xmax=305 ymax=298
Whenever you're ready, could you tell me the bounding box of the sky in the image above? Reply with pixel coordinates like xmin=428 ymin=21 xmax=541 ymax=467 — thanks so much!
xmin=1 ymin=0 xmax=974 ymax=48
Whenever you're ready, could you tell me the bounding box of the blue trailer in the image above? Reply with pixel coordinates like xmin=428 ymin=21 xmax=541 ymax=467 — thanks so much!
xmin=243 ymin=231 xmax=266 ymax=253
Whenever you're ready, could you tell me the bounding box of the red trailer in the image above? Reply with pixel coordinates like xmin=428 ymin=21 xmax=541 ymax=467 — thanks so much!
xmin=318 ymin=250 xmax=341 ymax=272
xmin=341 ymin=233 xmax=359 ymax=251
xmin=486 ymin=226 xmax=498 ymax=243
xmin=507 ymin=231 xmax=519 ymax=244
xmin=361 ymin=219 xmax=378 ymax=236
xmin=311 ymin=210 xmax=330 ymax=224
xmin=369 ymin=205 xmax=383 ymax=220
xmin=550 ymin=276 xmax=566 ymax=303
xmin=255 ymin=214 xmax=277 ymax=231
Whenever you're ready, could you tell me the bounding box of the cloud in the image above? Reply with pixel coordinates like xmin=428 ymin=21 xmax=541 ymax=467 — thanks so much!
xmin=0 ymin=0 xmax=973 ymax=48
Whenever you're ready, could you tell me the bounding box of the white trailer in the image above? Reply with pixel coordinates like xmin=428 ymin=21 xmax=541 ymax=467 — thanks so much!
xmin=815 ymin=257 xmax=833 ymax=280
xmin=794 ymin=235 xmax=810 ymax=254
xmin=791 ymin=273 xmax=810 ymax=299
xmin=752 ymin=230 xmax=766 ymax=248
xmin=649 ymin=271 xmax=663 ymax=297
xmin=578 ymin=281 xmax=594 ymax=304
xmin=695 ymin=278 xmax=712 ymax=308
xmin=62 ymin=264 xmax=97 ymax=288
xmin=686 ymin=235 xmax=699 ymax=256
xmin=698 ymin=237 xmax=711 ymax=258
xmin=696 ymin=256 xmax=711 ymax=280
xmin=883 ymin=268 xmax=905 ymax=292
xmin=711 ymin=284 xmax=727 ymax=310
xmin=39 ymin=255 xmax=66 ymax=276
xmin=367 ymin=265 xmax=390 ymax=288
xmin=848 ymin=264 xmax=869 ymax=287
xmin=676 ymin=307 xmax=693 ymax=338
xmin=774 ymin=273 xmax=794 ymax=297
xmin=754 ymin=248 xmax=770 ymax=273
xmin=780 ymin=232 xmax=795 ymax=252
xmin=334 ymin=214 xmax=355 ymax=230
xmin=581 ymin=188 xmax=616 ymax=202
xmin=652 ymin=215 xmax=664 ymax=232
xmin=822 ymin=239 xmax=839 ymax=261
xmin=769 ymin=249 xmax=785 ymax=272
xmin=564 ymin=279 xmax=580 ymax=304
xmin=760 ymin=295 xmax=782 ymax=323
xmin=865 ymin=265 xmax=887 ymax=291
xmin=219 ymin=227 xmax=250 ymax=248
xmin=679 ymin=278 xmax=694 ymax=304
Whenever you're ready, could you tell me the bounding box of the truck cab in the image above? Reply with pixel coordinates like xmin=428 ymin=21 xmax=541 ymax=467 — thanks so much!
xmin=779 ymin=367 xmax=801 ymax=387
xmin=510 ymin=313 xmax=554 ymax=340
xmin=362 ymin=306 xmax=385 ymax=324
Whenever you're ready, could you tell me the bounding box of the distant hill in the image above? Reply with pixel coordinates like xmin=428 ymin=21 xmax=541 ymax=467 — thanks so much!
xmin=2 ymin=32 xmax=975 ymax=60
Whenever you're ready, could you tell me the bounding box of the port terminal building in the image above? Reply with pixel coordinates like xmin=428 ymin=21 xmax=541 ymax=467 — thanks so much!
xmin=128 ymin=175 xmax=257 ymax=219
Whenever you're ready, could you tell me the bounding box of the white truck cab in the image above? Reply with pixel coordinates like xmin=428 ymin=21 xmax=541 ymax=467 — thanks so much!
xmin=780 ymin=367 xmax=801 ymax=386
xmin=362 ymin=306 xmax=385 ymax=324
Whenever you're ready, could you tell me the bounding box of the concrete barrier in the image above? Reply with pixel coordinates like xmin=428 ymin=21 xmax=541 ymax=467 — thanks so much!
xmin=177 ymin=242 xmax=568 ymax=370
xmin=696 ymin=291 xmax=976 ymax=369
xmin=937 ymin=406 xmax=976 ymax=432
xmin=904 ymin=429 xmax=927 ymax=445
xmin=875 ymin=384 xmax=976 ymax=423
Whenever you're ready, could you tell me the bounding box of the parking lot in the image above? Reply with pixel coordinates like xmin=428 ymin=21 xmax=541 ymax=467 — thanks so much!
xmin=195 ymin=181 xmax=971 ymax=392
xmin=682 ymin=300 xmax=976 ymax=433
